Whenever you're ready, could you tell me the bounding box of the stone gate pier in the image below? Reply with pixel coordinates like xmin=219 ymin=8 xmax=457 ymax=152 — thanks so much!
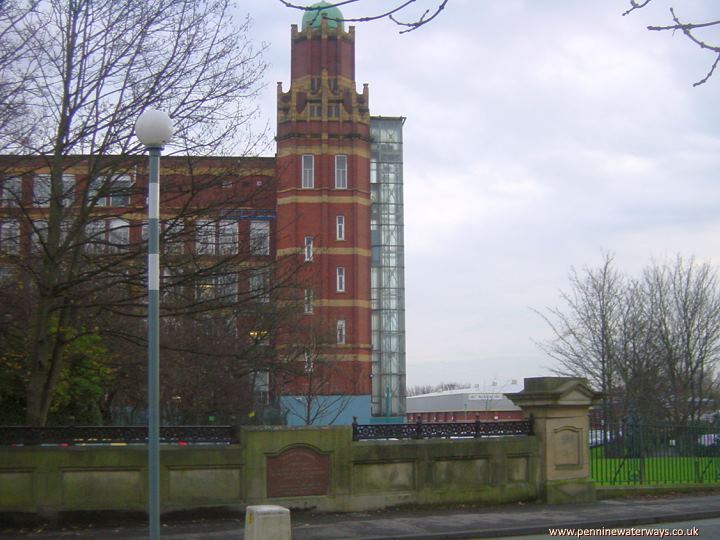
xmin=508 ymin=377 xmax=602 ymax=504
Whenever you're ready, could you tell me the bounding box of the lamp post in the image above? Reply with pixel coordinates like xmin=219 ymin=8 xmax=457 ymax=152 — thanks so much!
xmin=135 ymin=109 xmax=173 ymax=540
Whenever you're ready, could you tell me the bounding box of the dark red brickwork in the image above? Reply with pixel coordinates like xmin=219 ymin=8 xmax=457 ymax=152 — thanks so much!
xmin=266 ymin=446 xmax=330 ymax=498
xmin=290 ymin=26 xmax=355 ymax=80
xmin=275 ymin=19 xmax=372 ymax=396
xmin=1 ymin=18 xmax=376 ymax=410
xmin=278 ymin=359 xmax=371 ymax=396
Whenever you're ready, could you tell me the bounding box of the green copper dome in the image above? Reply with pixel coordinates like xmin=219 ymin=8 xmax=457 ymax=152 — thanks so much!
xmin=302 ymin=1 xmax=344 ymax=31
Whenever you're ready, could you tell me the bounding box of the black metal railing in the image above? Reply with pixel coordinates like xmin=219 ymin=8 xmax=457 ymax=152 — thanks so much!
xmin=352 ymin=417 xmax=534 ymax=441
xmin=0 ymin=425 xmax=238 ymax=446
xmin=590 ymin=422 xmax=720 ymax=485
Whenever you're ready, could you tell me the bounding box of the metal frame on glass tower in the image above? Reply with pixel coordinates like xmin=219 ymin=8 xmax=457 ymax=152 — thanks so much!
xmin=370 ymin=116 xmax=406 ymax=421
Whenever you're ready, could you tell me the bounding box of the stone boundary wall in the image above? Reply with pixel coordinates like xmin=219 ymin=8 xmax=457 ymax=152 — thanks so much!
xmin=0 ymin=427 xmax=538 ymax=518
xmin=0 ymin=377 xmax=599 ymax=519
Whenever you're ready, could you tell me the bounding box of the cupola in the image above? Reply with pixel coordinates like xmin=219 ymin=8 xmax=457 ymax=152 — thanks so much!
xmin=301 ymin=1 xmax=344 ymax=31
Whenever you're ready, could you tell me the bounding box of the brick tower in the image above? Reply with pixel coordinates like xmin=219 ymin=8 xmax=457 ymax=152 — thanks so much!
xmin=275 ymin=2 xmax=372 ymax=424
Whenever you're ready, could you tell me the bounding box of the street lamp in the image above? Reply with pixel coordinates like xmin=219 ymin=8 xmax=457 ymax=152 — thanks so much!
xmin=135 ymin=109 xmax=173 ymax=540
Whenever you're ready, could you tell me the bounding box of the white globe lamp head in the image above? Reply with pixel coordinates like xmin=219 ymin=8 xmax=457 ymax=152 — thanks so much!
xmin=135 ymin=110 xmax=173 ymax=148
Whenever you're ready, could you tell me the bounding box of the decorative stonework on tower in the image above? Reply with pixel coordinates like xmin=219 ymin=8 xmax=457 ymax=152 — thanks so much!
xmin=276 ymin=4 xmax=374 ymax=424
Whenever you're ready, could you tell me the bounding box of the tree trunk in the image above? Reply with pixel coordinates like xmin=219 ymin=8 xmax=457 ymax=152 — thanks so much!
xmin=25 ymin=297 xmax=55 ymax=425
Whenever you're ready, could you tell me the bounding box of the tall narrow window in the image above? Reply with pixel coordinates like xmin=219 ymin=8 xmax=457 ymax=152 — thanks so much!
xmin=163 ymin=221 xmax=184 ymax=254
xmin=335 ymin=155 xmax=347 ymax=189
xmin=84 ymin=220 xmax=105 ymax=254
xmin=304 ymin=236 xmax=314 ymax=262
xmin=336 ymin=215 xmax=345 ymax=241
xmin=249 ymin=269 xmax=270 ymax=303
xmin=218 ymin=220 xmax=238 ymax=255
xmin=87 ymin=177 xmax=105 ymax=207
xmin=216 ymin=273 xmax=238 ymax=301
xmin=337 ymin=319 xmax=346 ymax=344
xmin=32 ymin=175 xmax=51 ymax=206
xmin=250 ymin=220 xmax=270 ymax=255
xmin=107 ymin=219 xmax=130 ymax=252
xmin=304 ymin=288 xmax=314 ymax=314
xmin=302 ymin=155 xmax=314 ymax=188
xmin=60 ymin=219 xmax=72 ymax=243
xmin=162 ymin=267 xmax=182 ymax=300
xmin=1 ymin=177 xmax=21 ymax=207
xmin=336 ymin=266 xmax=345 ymax=292
xmin=197 ymin=278 xmax=216 ymax=301
xmin=31 ymin=220 xmax=49 ymax=253
xmin=254 ymin=371 xmax=270 ymax=404
xmin=0 ymin=220 xmax=20 ymax=254
xmin=62 ymin=175 xmax=75 ymax=206
xmin=195 ymin=219 xmax=214 ymax=255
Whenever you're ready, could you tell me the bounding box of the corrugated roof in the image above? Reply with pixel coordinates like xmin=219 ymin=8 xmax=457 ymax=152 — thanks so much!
xmin=406 ymin=389 xmax=522 ymax=413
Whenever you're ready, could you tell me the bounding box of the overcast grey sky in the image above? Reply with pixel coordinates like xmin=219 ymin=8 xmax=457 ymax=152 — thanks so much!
xmin=244 ymin=0 xmax=720 ymax=388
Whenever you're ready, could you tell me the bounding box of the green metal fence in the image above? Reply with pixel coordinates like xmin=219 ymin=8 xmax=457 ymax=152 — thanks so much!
xmin=590 ymin=423 xmax=720 ymax=485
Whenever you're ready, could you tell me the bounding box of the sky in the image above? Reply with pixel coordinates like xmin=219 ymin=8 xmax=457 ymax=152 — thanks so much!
xmin=243 ymin=0 xmax=720 ymax=389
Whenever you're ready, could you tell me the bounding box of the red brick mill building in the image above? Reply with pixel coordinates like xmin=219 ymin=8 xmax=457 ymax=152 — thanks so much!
xmin=0 ymin=3 xmax=406 ymax=425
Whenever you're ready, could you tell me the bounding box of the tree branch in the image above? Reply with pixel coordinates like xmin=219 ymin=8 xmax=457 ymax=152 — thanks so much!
xmin=277 ymin=0 xmax=448 ymax=34
xmin=624 ymin=2 xmax=720 ymax=86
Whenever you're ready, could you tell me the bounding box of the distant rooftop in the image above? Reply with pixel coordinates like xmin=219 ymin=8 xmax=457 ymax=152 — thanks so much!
xmin=407 ymin=385 xmax=523 ymax=414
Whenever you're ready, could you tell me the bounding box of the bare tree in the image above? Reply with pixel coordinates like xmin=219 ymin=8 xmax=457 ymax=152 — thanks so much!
xmin=271 ymin=320 xmax=356 ymax=425
xmin=535 ymin=253 xmax=625 ymax=425
xmin=0 ymin=1 xmax=38 ymax=152
xmin=644 ymin=257 xmax=720 ymax=423
xmin=88 ymin=237 xmax=305 ymax=426
xmin=278 ymin=0 xmax=449 ymax=34
xmin=0 ymin=0 xmax=268 ymax=425
xmin=537 ymin=254 xmax=720 ymax=425
xmin=624 ymin=1 xmax=720 ymax=86
xmin=283 ymin=354 xmax=353 ymax=426
xmin=612 ymin=278 xmax=666 ymax=424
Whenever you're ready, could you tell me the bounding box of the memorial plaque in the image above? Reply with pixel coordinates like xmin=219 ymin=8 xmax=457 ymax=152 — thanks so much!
xmin=266 ymin=447 xmax=330 ymax=498
xmin=554 ymin=427 xmax=582 ymax=467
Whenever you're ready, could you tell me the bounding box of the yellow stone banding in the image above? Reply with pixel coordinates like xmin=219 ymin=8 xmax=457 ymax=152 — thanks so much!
xmin=276 ymin=247 xmax=371 ymax=257
xmin=315 ymin=299 xmax=371 ymax=309
xmin=329 ymin=353 xmax=372 ymax=361
xmin=276 ymin=194 xmax=370 ymax=206
xmin=277 ymin=146 xmax=370 ymax=159
xmin=274 ymin=347 xmax=372 ymax=361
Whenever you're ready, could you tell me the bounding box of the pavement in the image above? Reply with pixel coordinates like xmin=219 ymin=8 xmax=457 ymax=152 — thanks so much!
xmin=3 ymin=493 xmax=720 ymax=539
